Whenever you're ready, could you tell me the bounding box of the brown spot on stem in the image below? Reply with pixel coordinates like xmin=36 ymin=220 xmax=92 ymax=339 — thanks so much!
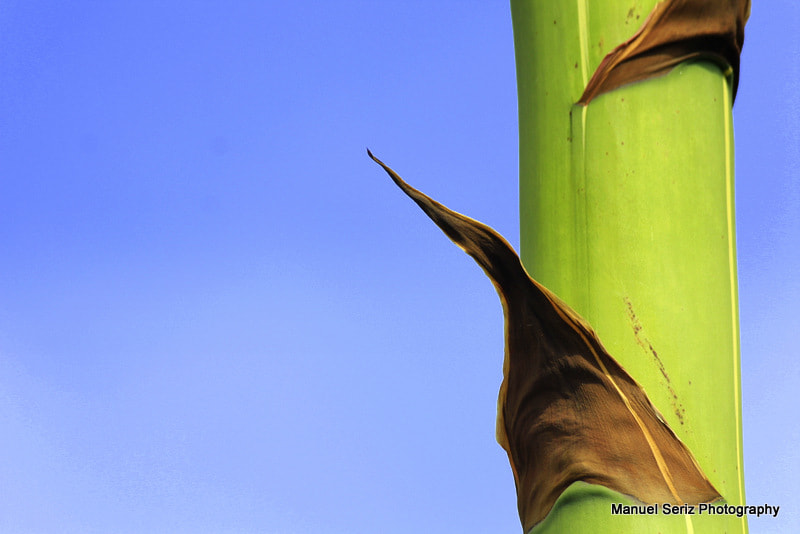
xmin=624 ymin=297 xmax=685 ymax=425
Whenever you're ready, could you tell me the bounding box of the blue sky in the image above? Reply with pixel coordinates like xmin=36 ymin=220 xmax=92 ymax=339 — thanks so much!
xmin=0 ymin=2 xmax=797 ymax=533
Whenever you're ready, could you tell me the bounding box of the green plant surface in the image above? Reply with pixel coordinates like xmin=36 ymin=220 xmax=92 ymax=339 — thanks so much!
xmin=511 ymin=1 xmax=747 ymax=532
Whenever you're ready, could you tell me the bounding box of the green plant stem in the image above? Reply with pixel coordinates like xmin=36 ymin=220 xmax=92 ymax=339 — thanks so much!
xmin=510 ymin=1 xmax=746 ymax=532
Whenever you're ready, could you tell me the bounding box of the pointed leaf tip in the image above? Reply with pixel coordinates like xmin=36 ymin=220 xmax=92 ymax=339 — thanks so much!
xmin=376 ymin=156 xmax=722 ymax=530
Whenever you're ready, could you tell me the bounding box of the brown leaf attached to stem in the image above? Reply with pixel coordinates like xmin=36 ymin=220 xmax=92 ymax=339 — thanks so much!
xmin=368 ymin=150 xmax=721 ymax=531
xmin=578 ymin=0 xmax=750 ymax=105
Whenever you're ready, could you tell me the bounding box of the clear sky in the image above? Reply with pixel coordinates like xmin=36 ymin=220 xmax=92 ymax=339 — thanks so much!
xmin=0 ymin=2 xmax=797 ymax=533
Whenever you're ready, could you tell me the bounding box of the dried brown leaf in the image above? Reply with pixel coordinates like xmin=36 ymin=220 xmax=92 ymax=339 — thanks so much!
xmin=369 ymin=150 xmax=721 ymax=530
xmin=579 ymin=0 xmax=750 ymax=104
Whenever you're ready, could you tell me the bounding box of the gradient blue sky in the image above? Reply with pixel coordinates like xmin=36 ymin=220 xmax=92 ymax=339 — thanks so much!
xmin=1 ymin=2 xmax=797 ymax=533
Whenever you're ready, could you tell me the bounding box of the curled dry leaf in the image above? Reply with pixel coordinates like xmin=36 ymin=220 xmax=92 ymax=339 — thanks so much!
xmin=579 ymin=0 xmax=750 ymax=104
xmin=369 ymin=150 xmax=721 ymax=531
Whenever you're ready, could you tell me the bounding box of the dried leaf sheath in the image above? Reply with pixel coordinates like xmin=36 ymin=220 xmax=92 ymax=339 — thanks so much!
xmin=369 ymin=151 xmax=720 ymax=530
xmin=578 ymin=0 xmax=750 ymax=104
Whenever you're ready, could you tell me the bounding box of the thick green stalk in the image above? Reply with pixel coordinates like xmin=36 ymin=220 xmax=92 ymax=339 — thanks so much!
xmin=511 ymin=1 xmax=746 ymax=532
